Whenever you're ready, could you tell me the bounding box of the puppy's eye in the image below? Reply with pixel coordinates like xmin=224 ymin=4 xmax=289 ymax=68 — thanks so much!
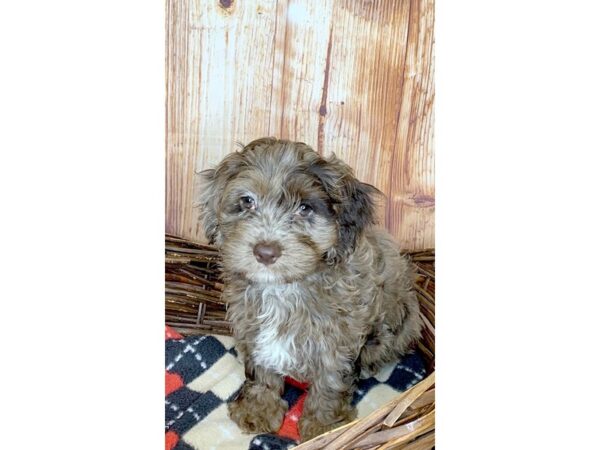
xmin=240 ymin=196 xmax=256 ymax=210
xmin=296 ymin=203 xmax=313 ymax=217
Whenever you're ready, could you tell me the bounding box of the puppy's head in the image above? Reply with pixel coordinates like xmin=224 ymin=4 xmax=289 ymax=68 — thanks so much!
xmin=197 ymin=138 xmax=379 ymax=283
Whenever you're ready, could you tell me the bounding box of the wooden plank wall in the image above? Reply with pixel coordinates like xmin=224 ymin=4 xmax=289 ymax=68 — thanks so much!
xmin=166 ymin=0 xmax=434 ymax=250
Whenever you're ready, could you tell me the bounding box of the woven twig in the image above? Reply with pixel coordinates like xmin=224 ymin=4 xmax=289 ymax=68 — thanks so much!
xmin=165 ymin=234 xmax=229 ymax=335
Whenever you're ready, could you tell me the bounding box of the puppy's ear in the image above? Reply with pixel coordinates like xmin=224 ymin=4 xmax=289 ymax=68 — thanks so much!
xmin=337 ymin=178 xmax=380 ymax=256
xmin=195 ymin=168 xmax=220 ymax=245
xmin=194 ymin=152 xmax=247 ymax=245
xmin=308 ymin=154 xmax=381 ymax=258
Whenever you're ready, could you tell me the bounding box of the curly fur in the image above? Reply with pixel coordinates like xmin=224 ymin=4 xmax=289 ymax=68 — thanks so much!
xmin=197 ymin=138 xmax=422 ymax=441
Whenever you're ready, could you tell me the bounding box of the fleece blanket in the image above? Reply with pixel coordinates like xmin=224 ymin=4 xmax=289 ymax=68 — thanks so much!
xmin=165 ymin=326 xmax=426 ymax=450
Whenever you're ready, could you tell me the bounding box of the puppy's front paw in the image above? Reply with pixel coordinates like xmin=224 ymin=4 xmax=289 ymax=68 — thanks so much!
xmin=228 ymin=384 xmax=288 ymax=434
xmin=298 ymin=408 xmax=356 ymax=442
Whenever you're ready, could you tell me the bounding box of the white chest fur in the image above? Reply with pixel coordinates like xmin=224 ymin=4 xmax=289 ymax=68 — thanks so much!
xmin=251 ymin=283 xmax=304 ymax=375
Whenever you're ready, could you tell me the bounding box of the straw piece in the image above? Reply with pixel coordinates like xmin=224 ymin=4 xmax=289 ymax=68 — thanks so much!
xmin=406 ymin=389 xmax=435 ymax=411
xmin=382 ymin=373 xmax=435 ymax=428
xmin=414 ymin=265 xmax=435 ymax=280
xmin=393 ymin=403 xmax=434 ymax=429
xmin=340 ymin=425 xmax=383 ymax=450
xmin=293 ymin=420 xmax=359 ymax=450
xmin=413 ymin=285 xmax=434 ymax=308
xmin=390 ymin=430 xmax=435 ymax=450
xmin=322 ymin=392 xmax=416 ymax=450
xmin=165 ymin=255 xmax=192 ymax=264
xmin=353 ymin=410 xmax=435 ymax=449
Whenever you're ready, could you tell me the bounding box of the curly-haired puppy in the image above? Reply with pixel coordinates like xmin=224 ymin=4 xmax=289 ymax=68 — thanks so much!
xmin=198 ymin=138 xmax=422 ymax=441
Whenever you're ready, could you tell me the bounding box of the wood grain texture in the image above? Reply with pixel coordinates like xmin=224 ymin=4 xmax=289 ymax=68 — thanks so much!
xmin=166 ymin=0 xmax=434 ymax=250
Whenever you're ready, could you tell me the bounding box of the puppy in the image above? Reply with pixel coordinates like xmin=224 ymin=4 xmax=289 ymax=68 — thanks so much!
xmin=197 ymin=138 xmax=422 ymax=441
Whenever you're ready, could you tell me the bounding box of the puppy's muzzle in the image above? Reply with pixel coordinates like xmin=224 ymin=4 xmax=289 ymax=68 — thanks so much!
xmin=253 ymin=242 xmax=282 ymax=265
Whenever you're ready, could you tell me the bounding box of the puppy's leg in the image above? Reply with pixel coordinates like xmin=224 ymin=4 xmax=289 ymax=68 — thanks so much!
xmin=299 ymin=369 xmax=357 ymax=441
xmin=359 ymin=291 xmax=422 ymax=378
xmin=228 ymin=363 xmax=288 ymax=434
xmin=358 ymin=324 xmax=395 ymax=378
xmin=391 ymin=291 xmax=423 ymax=355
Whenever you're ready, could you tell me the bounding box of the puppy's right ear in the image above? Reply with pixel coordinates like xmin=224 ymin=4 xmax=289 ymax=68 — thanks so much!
xmin=195 ymin=168 xmax=220 ymax=245
xmin=194 ymin=152 xmax=247 ymax=245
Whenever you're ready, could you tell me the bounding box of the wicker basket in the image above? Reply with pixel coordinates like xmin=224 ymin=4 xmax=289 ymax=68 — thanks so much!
xmin=165 ymin=234 xmax=435 ymax=449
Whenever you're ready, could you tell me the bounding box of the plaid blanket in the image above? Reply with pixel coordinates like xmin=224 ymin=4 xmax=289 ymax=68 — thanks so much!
xmin=165 ymin=326 xmax=426 ymax=450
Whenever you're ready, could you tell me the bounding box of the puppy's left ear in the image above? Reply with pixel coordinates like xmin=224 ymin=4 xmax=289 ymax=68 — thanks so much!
xmin=336 ymin=177 xmax=381 ymax=257
xmin=309 ymin=154 xmax=382 ymax=258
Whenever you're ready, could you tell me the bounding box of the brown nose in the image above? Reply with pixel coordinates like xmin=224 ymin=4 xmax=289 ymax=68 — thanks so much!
xmin=253 ymin=242 xmax=282 ymax=265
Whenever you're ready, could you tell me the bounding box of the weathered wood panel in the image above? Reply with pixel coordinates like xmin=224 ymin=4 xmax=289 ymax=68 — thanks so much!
xmin=166 ymin=0 xmax=434 ymax=250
